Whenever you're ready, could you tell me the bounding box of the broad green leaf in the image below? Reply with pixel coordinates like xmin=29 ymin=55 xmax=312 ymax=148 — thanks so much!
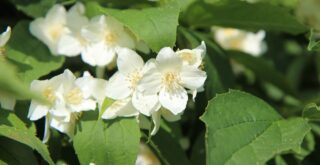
xmin=184 ymin=1 xmax=307 ymax=34
xmin=0 ymin=110 xmax=54 ymax=165
xmin=229 ymin=51 xmax=295 ymax=95
xmin=8 ymin=0 xmax=56 ymax=18
xmin=73 ymin=111 xmax=140 ymax=165
xmin=200 ymin=90 xmax=311 ymax=165
xmin=86 ymin=2 xmax=180 ymax=52
xmin=0 ymin=60 xmax=42 ymax=101
xmin=7 ymin=21 xmax=64 ymax=83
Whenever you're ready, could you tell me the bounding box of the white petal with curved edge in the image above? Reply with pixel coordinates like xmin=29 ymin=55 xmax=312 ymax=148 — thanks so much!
xmin=68 ymin=98 xmax=97 ymax=112
xmin=0 ymin=26 xmax=11 ymax=47
xmin=57 ymin=34 xmax=82 ymax=56
xmin=159 ymin=86 xmax=188 ymax=115
xmin=102 ymin=98 xmax=138 ymax=119
xmin=42 ymin=116 xmax=51 ymax=143
xmin=28 ymin=102 xmax=49 ymax=120
xmin=132 ymin=91 xmax=160 ymax=116
xmin=46 ymin=5 xmax=67 ymax=24
xmin=81 ymin=42 xmax=116 ymax=66
xmin=156 ymin=47 xmax=175 ymax=62
xmin=180 ymin=66 xmax=207 ymax=90
xmin=136 ymin=69 xmax=162 ymax=94
xmin=151 ymin=111 xmax=161 ymax=136
xmin=105 ymin=72 xmax=131 ymax=100
xmin=117 ymin=48 xmax=144 ymax=75
xmin=67 ymin=2 xmax=88 ymax=32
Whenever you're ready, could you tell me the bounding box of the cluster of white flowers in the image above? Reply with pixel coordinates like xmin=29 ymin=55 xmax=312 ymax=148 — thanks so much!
xmin=29 ymin=3 xmax=139 ymax=67
xmin=28 ymin=70 xmax=106 ymax=142
xmin=212 ymin=27 xmax=267 ymax=56
xmin=0 ymin=26 xmax=17 ymax=111
xmin=28 ymin=42 xmax=206 ymax=141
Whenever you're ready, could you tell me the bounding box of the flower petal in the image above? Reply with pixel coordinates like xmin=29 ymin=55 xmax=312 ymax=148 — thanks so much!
xmin=57 ymin=34 xmax=82 ymax=56
xmin=159 ymin=86 xmax=188 ymax=115
xmin=81 ymin=42 xmax=116 ymax=66
xmin=117 ymin=48 xmax=144 ymax=75
xmin=102 ymin=98 xmax=138 ymax=119
xmin=42 ymin=115 xmax=51 ymax=143
xmin=132 ymin=91 xmax=160 ymax=116
xmin=156 ymin=47 xmax=175 ymax=62
xmin=136 ymin=69 xmax=162 ymax=94
xmin=0 ymin=26 xmax=11 ymax=47
xmin=180 ymin=66 xmax=207 ymax=90
xmin=28 ymin=101 xmax=49 ymax=120
xmin=105 ymin=72 xmax=131 ymax=100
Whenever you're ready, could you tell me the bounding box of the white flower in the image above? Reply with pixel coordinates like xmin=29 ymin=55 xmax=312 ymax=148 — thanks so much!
xmin=212 ymin=27 xmax=266 ymax=56
xmin=29 ymin=4 xmax=70 ymax=55
xmin=57 ymin=2 xmax=89 ymax=56
xmin=75 ymin=71 xmax=107 ymax=108
xmin=176 ymin=41 xmax=206 ymax=68
xmin=102 ymin=48 xmax=153 ymax=119
xmin=28 ymin=69 xmax=96 ymax=141
xmin=136 ymin=47 xmax=207 ymax=115
xmin=81 ymin=15 xmax=135 ymax=66
xmin=150 ymin=108 xmax=181 ymax=135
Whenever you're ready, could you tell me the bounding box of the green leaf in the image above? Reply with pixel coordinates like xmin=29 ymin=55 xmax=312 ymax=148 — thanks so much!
xmin=302 ymin=103 xmax=320 ymax=120
xmin=0 ymin=60 xmax=43 ymax=101
xmin=0 ymin=110 xmax=54 ymax=165
xmin=86 ymin=2 xmax=180 ymax=52
xmin=6 ymin=21 xmax=65 ymax=84
xmin=73 ymin=111 xmax=140 ymax=165
xmin=8 ymin=0 xmax=56 ymax=18
xmin=200 ymin=90 xmax=311 ymax=165
xmin=184 ymin=1 xmax=307 ymax=34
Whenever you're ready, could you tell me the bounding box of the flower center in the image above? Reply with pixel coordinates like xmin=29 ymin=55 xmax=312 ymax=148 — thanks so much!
xmin=222 ymin=28 xmax=238 ymax=37
xmin=128 ymin=70 xmax=142 ymax=89
xmin=48 ymin=25 xmax=63 ymax=41
xmin=162 ymin=72 xmax=180 ymax=89
xmin=180 ymin=52 xmax=196 ymax=65
xmin=43 ymin=87 xmax=56 ymax=103
xmin=66 ymin=88 xmax=83 ymax=105
xmin=105 ymin=32 xmax=117 ymax=45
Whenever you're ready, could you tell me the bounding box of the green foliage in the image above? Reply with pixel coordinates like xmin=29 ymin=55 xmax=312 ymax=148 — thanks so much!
xmin=184 ymin=1 xmax=307 ymax=34
xmin=0 ymin=60 xmax=42 ymax=101
xmin=85 ymin=1 xmax=180 ymax=52
xmin=201 ymin=90 xmax=311 ymax=165
xmin=6 ymin=21 xmax=64 ymax=84
xmin=0 ymin=110 xmax=54 ymax=165
xmin=73 ymin=111 xmax=140 ymax=165
xmin=8 ymin=0 xmax=56 ymax=18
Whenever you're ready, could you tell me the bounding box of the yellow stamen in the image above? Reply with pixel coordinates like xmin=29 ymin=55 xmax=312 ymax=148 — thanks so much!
xmin=43 ymin=87 xmax=56 ymax=103
xmin=66 ymin=88 xmax=83 ymax=105
xmin=105 ymin=32 xmax=118 ymax=45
